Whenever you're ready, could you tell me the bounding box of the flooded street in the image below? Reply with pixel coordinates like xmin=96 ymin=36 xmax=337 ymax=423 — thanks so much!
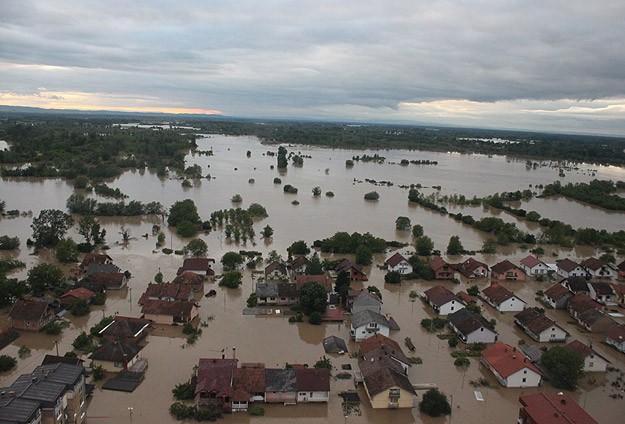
xmin=1 ymin=134 xmax=625 ymax=423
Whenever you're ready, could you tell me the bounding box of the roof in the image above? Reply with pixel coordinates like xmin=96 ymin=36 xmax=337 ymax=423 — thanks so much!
xmin=448 ymin=308 xmax=495 ymax=336
xmin=295 ymin=368 xmax=330 ymax=392
xmin=565 ymin=340 xmax=608 ymax=363
xmin=514 ymin=308 xmax=560 ymax=334
xmin=520 ymin=255 xmax=543 ymax=268
xmin=294 ymin=275 xmax=334 ymax=292
xmin=322 ymin=335 xmax=348 ymax=354
xmin=606 ymin=324 xmax=625 ymax=342
xmin=264 ymin=368 xmax=296 ymax=392
xmin=81 ymin=253 xmax=113 ymax=268
xmin=351 ymin=291 xmax=382 ymax=307
xmin=60 ymin=287 xmax=95 ymax=301
xmin=491 ymin=260 xmax=524 ymax=275
xmin=172 ymin=271 xmax=205 ymax=284
xmin=561 ymin=276 xmax=589 ymax=293
xmin=481 ymin=342 xmax=542 ymax=378
xmin=453 ymin=257 xmax=489 ymax=277
xmin=9 ymin=300 xmax=51 ymax=321
xmin=568 ymin=293 xmax=602 ymax=314
xmin=89 ymin=341 xmax=142 ymax=362
xmin=255 ymin=282 xmax=279 ymax=298
xmin=558 ymin=258 xmax=582 ymax=273
xmin=86 ymin=263 xmax=121 ymax=276
xmin=519 ymin=393 xmax=598 ymax=424
xmin=589 ymin=281 xmax=614 ymax=296
xmin=482 ymin=283 xmax=522 ymax=306
xmin=577 ymin=309 xmax=615 ymax=328
xmin=289 ymin=256 xmax=310 ymax=269
xmin=40 ymin=355 xmax=84 ymax=366
xmin=0 ymin=396 xmax=41 ymax=423
xmin=424 ymin=285 xmax=461 ymax=308
xmin=140 ymin=299 xmax=196 ymax=318
xmin=195 ymin=358 xmax=237 ymax=397
xmin=386 ymin=252 xmax=408 ymax=267
xmin=544 ymin=284 xmax=572 ymax=301
xmin=580 ymin=257 xmax=607 ymax=271
xmin=277 ymin=283 xmax=298 ymax=298
xmin=427 ymin=256 xmax=449 ymax=271
xmin=140 ymin=283 xmax=195 ymax=303
xmin=177 ymin=258 xmax=215 ymax=275
xmin=360 ymin=360 xmax=415 ymax=397
xmin=233 ymin=367 xmax=265 ymax=397
xmin=90 ymin=271 xmax=126 ymax=287
xmin=99 ymin=316 xmax=151 ymax=339
xmin=350 ymin=310 xmax=390 ymax=329
xmin=336 ymin=259 xmax=365 ymax=274
xmin=359 ymin=334 xmax=410 ymax=370
xmin=265 ymin=260 xmax=288 ymax=275
xmin=617 ymin=260 xmax=625 ymax=272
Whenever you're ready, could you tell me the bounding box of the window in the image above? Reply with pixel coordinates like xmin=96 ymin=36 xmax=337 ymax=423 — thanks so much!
xmin=523 ymin=370 xmax=527 ymax=374
xmin=389 ymin=389 xmax=400 ymax=400
xmin=522 ymin=378 xmax=527 ymax=383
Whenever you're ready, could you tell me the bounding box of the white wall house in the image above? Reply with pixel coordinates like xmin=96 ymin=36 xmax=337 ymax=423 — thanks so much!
xmin=350 ymin=310 xmax=391 ymax=341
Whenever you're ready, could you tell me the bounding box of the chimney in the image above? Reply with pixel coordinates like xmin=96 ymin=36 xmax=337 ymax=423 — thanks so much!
xmin=232 ymin=347 xmax=236 ymax=360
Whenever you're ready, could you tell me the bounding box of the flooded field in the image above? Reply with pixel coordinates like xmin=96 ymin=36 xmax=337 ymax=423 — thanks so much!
xmin=1 ymin=134 xmax=625 ymax=423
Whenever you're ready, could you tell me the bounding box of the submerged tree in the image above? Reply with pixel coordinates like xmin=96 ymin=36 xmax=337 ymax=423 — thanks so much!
xmin=31 ymin=209 xmax=74 ymax=247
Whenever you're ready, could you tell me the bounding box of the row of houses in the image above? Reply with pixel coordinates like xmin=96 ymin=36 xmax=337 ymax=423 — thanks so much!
xmin=193 ymin=358 xmax=330 ymax=413
xmin=265 ymin=257 xmax=368 ymax=282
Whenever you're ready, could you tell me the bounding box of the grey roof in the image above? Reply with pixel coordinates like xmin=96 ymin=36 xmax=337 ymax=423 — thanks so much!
xmin=31 ymin=363 xmax=85 ymax=387
xmin=11 ymin=377 xmax=65 ymax=407
xmin=0 ymin=397 xmax=41 ymax=423
xmin=86 ymin=262 xmax=121 ymax=276
xmin=264 ymin=369 xmax=296 ymax=392
xmin=322 ymin=335 xmax=348 ymax=354
xmin=350 ymin=310 xmax=390 ymax=329
xmin=352 ymin=292 xmax=382 ymax=307
xmin=255 ymin=283 xmax=279 ymax=298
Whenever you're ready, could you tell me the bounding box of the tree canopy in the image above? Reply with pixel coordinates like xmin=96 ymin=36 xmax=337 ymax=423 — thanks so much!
xmin=419 ymin=388 xmax=451 ymax=417
xmin=299 ymin=281 xmax=328 ymax=315
xmin=27 ymin=263 xmax=65 ymax=294
xmin=168 ymin=199 xmax=201 ymax=227
xmin=541 ymin=346 xmax=585 ymax=390
xmin=31 ymin=209 xmax=74 ymax=247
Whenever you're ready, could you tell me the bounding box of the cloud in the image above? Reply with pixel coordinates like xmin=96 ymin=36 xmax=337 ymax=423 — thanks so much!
xmin=1 ymin=1 xmax=624 ymax=134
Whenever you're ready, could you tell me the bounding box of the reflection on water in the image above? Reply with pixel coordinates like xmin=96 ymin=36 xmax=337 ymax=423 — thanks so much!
xmin=1 ymin=135 xmax=624 ymax=423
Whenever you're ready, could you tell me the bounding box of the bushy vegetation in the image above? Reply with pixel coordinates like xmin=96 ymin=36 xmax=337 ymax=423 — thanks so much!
xmin=314 ymin=231 xmax=387 ymax=254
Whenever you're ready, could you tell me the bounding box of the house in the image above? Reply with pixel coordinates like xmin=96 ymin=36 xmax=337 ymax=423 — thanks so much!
xmin=482 ymin=283 xmax=526 ymax=312
xmin=139 ymin=282 xmax=195 ymax=304
xmin=606 ymin=325 xmax=625 ymax=353
xmin=588 ymin=281 xmax=617 ymax=305
xmin=618 ymin=260 xmax=625 ymax=279
xmin=560 ymin=276 xmax=590 ymax=295
xmin=448 ymin=308 xmax=498 ymax=344
xmin=567 ymin=293 xmax=602 ymax=319
xmin=59 ymin=287 xmax=95 ymax=307
xmin=172 ymin=271 xmax=205 ymax=291
xmin=423 ymin=285 xmax=465 ymax=316
xmin=264 ymin=368 xmax=297 ymax=405
xmin=9 ymin=299 xmax=55 ymax=332
xmin=276 ymin=283 xmax=299 ymax=306
xmin=195 ymin=358 xmax=238 ymax=412
xmin=336 ymin=259 xmax=368 ymax=281
xmin=359 ymin=334 xmax=411 ymax=374
xmin=359 ymin=359 xmax=416 ymax=409
xmin=557 ymin=258 xmax=590 ymax=278
xmin=564 ymin=340 xmax=609 ymax=372
xmin=295 ymin=368 xmax=330 ymax=403
xmin=255 ymin=282 xmax=279 ymax=305
xmin=519 ymin=255 xmax=550 ymax=276
xmin=513 ymin=308 xmax=567 ymax=342
xmin=518 ymin=393 xmax=598 ymax=424
xmin=385 ymin=252 xmax=413 ymax=275
xmin=581 ymin=257 xmax=616 ymax=279
xmin=90 ymin=271 xmax=128 ymax=289
xmin=85 ymin=262 xmax=121 ymax=277
xmin=265 ymin=260 xmax=289 ymax=280
xmin=491 ymin=260 xmax=526 ymax=282
xmin=611 ymin=283 xmax=625 ymax=305
xmin=575 ymin=309 xmax=617 ymax=333
xmin=349 ymin=290 xmax=382 ymax=315
xmin=99 ymin=316 xmax=151 ymax=345
xmin=427 ymin=256 xmax=453 ymax=280
xmin=80 ymin=253 xmax=113 ymax=271
xmin=350 ymin=310 xmax=391 ymax=341
xmin=543 ymin=284 xmax=573 ymax=309
xmin=0 ymin=362 xmax=87 ymax=424
xmin=177 ymin=258 xmax=215 ymax=276
xmin=480 ymin=342 xmax=542 ymax=388
xmin=288 ymin=256 xmax=310 ymax=275
xmin=322 ymin=335 xmax=348 ymax=354
xmin=89 ymin=340 xmax=143 ymax=372
xmin=294 ymin=275 xmax=334 ymax=293
xmin=231 ymin=365 xmax=265 ymax=411
xmin=141 ymin=299 xmax=199 ymax=324
xmin=452 ymin=257 xmax=490 ymax=279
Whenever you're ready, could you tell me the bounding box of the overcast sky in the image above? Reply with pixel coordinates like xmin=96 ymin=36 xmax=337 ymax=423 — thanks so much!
xmin=1 ymin=1 xmax=625 ymax=135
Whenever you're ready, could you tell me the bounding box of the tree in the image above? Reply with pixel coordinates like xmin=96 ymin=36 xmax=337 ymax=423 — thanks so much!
xmin=299 ymin=281 xmax=328 ymax=315
xmin=78 ymin=215 xmax=106 ymax=245
xmin=334 ymin=270 xmax=351 ymax=303
xmin=184 ymin=238 xmax=208 ymax=257
xmin=154 ymin=272 xmax=164 ymax=284
xmin=168 ymin=199 xmax=201 ymax=227
xmin=261 ymin=225 xmax=274 ymax=238
xmin=0 ymin=355 xmax=17 ymax=372
xmin=395 ymin=216 xmax=411 ymax=231
xmin=27 ymin=263 xmax=65 ymax=294
xmin=288 ymin=240 xmax=310 ymax=256
xmin=367 ymin=285 xmax=382 ymax=300
xmin=312 ymin=186 xmax=321 ymax=196
xmin=247 ymin=293 xmax=258 ymax=308
xmin=219 ymin=271 xmax=242 ymax=288
xmin=415 ymin=236 xmax=434 ymax=256
xmin=176 ymin=220 xmax=198 ymax=238
xmin=412 ymin=224 xmax=424 ymax=238
xmin=247 ymin=203 xmax=268 ymax=217
xmin=364 ymin=191 xmax=379 ymax=201
xmin=231 ymin=194 xmax=242 ymax=203
xmin=0 ymin=235 xmax=20 ymax=250
xmin=55 ymin=238 xmax=79 ymax=263
xmin=419 ymin=388 xmax=451 ymax=417
xmin=355 ymin=245 xmax=372 ymax=266
xmin=70 ymin=299 xmax=90 ymax=316
xmin=306 ymin=255 xmax=323 ymax=275
xmin=31 ymin=209 xmax=74 ymax=247
xmin=384 ymin=271 xmax=402 ymax=284
xmin=0 ymin=277 xmax=27 ymax=307
xmin=277 ymin=146 xmax=288 ymax=169
xmin=541 ymin=346 xmax=584 ymax=390
xmin=221 ymin=252 xmax=244 ymax=271
xmin=481 ymin=238 xmax=497 ymax=254
xmin=446 ymin=235 xmax=464 ymax=255
xmin=467 ymin=285 xmax=480 ymax=296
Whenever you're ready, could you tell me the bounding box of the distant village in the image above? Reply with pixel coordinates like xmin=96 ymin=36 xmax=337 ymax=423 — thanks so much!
xmin=1 ymin=249 xmax=625 ymax=424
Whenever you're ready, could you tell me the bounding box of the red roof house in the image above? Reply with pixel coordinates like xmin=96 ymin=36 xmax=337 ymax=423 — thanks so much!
xmin=480 ymin=342 xmax=542 ymax=387
xmin=518 ymin=393 xmax=598 ymax=424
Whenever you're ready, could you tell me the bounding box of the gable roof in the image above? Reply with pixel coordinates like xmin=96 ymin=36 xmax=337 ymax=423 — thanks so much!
xmin=99 ymin=316 xmax=151 ymax=339
xmin=322 ymin=335 xmax=348 ymax=354
xmin=140 ymin=299 xmax=196 ymax=318
xmin=350 ymin=310 xmax=390 ymax=329
xmin=294 ymin=274 xmax=334 ymax=292
xmin=336 ymin=259 xmax=365 ymax=274
xmin=177 ymin=258 xmax=215 ymax=275
xmin=561 ymin=276 xmax=590 ymax=293
xmin=359 ymin=334 xmax=409 ymax=369
xmin=265 ymin=260 xmax=288 ymax=275
xmin=617 ymin=260 xmax=625 ymax=272
xmin=386 ymin=252 xmax=408 ymax=267
xmin=565 ymin=340 xmax=609 ymax=363
xmin=448 ymin=308 xmax=495 ymax=336
xmin=514 ymin=308 xmax=561 ymax=334
xmin=60 ymin=287 xmax=95 ymax=301
xmin=423 ymin=285 xmax=461 ymax=308
xmin=589 ymin=281 xmax=614 ymax=296
xmin=351 ymin=290 xmax=382 ymax=307
xmin=90 ymin=271 xmax=126 ymax=288
xmin=580 ymin=257 xmax=607 ymax=271
xmin=482 ymin=283 xmax=523 ymax=306
xmin=232 ymin=366 xmax=265 ymax=397
xmin=606 ymin=324 xmax=625 ymax=343
xmin=520 ymin=255 xmax=544 ymax=268
xmin=568 ymin=293 xmax=602 ymax=314
xmin=289 ymin=256 xmax=310 ymax=269
xmin=277 ymin=283 xmax=298 ymax=298
xmin=295 ymin=368 xmax=330 ymax=392
xmin=255 ymin=282 xmax=279 ymax=298
xmin=481 ymin=342 xmax=542 ymax=378
xmin=195 ymin=358 xmax=237 ymax=397
xmin=140 ymin=283 xmax=195 ymax=303
xmin=519 ymin=393 xmax=598 ymax=424
xmin=9 ymin=300 xmax=52 ymax=321
xmin=577 ymin=309 xmax=616 ymax=328
xmin=360 ymin=360 xmax=415 ymax=397
xmin=89 ymin=340 xmax=142 ymax=362
xmin=544 ymin=284 xmax=572 ymax=301
xmin=172 ymin=271 xmax=205 ymax=285
xmin=491 ymin=260 xmax=524 ymax=275
xmin=452 ymin=257 xmax=489 ymax=277
xmin=558 ymin=258 xmax=582 ymax=273
xmin=80 ymin=253 xmax=113 ymax=268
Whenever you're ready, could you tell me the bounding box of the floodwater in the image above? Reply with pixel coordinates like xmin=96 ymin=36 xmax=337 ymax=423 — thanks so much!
xmin=1 ymin=134 xmax=625 ymax=423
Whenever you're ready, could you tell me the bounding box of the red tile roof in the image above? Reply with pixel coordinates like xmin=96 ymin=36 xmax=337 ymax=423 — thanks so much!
xmin=295 ymin=368 xmax=330 ymax=392
xmin=491 ymin=259 xmax=524 ymax=275
xmin=606 ymin=324 xmax=625 ymax=343
xmin=481 ymin=342 xmax=542 ymax=378
xmin=544 ymin=284 xmax=572 ymax=301
xmin=386 ymin=252 xmax=408 ymax=267
xmin=558 ymin=258 xmax=582 ymax=273
xmin=520 ymin=255 xmax=542 ymax=268
xmin=9 ymin=300 xmax=52 ymax=321
xmin=519 ymin=393 xmax=598 ymax=424
xmin=140 ymin=299 xmax=196 ymax=318
xmin=568 ymin=293 xmax=602 ymax=315
xmin=60 ymin=287 xmax=95 ymax=302
xmin=424 ymin=285 xmax=461 ymax=308
xmin=140 ymin=283 xmax=195 ymax=304
xmin=580 ymin=257 xmax=606 ymax=271
xmin=482 ymin=283 xmax=517 ymax=305
xmin=294 ymin=275 xmax=333 ymax=292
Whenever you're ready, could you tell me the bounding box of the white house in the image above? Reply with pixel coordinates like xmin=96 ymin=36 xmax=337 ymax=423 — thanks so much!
xmin=350 ymin=310 xmax=391 ymax=341
xmin=514 ymin=308 xmax=567 ymax=342
xmin=481 ymin=342 xmax=543 ymax=388
xmin=588 ymin=282 xmax=617 ymax=305
xmin=385 ymin=252 xmax=413 ymax=275
xmin=448 ymin=309 xmax=498 ymax=344
xmin=565 ymin=340 xmax=610 ymax=372
xmin=482 ymin=283 xmax=526 ymax=312
xmin=606 ymin=325 xmax=625 ymax=353
xmin=295 ymin=368 xmax=330 ymax=403
xmin=581 ymin=257 xmax=617 ymax=280
xmin=557 ymin=258 xmax=590 ymax=278
xmin=520 ymin=255 xmax=550 ymax=276
xmin=423 ymin=286 xmax=465 ymax=316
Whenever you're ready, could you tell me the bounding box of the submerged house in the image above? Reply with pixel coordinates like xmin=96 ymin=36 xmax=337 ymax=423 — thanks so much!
xmin=448 ymin=308 xmax=498 ymax=344
xmin=491 ymin=260 xmax=527 ymax=282
xmin=513 ymin=308 xmax=567 ymax=342
xmin=428 ymin=256 xmax=454 ymax=280
xmin=349 ymin=310 xmax=391 ymax=341
xmin=482 ymin=283 xmax=526 ymax=312
xmin=422 ymin=285 xmax=465 ymax=316
xmin=385 ymin=252 xmax=413 ymax=275
xmin=452 ymin=257 xmax=490 ymax=279
xmin=543 ymin=284 xmax=573 ymax=309
xmin=9 ymin=300 xmax=55 ymax=332
xmin=519 ymin=255 xmax=550 ymax=276
xmin=481 ymin=342 xmax=542 ymax=388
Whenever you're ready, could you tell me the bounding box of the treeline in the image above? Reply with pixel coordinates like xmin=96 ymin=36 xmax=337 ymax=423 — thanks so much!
xmin=313 ymin=231 xmax=387 ymax=253
xmin=541 ymin=180 xmax=625 ymax=211
xmin=66 ymin=194 xmax=164 ymax=216
xmin=0 ymin=118 xmax=196 ymax=179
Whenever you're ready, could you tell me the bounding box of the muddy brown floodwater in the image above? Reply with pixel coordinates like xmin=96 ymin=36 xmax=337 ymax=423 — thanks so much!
xmin=1 ymin=134 xmax=625 ymax=423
